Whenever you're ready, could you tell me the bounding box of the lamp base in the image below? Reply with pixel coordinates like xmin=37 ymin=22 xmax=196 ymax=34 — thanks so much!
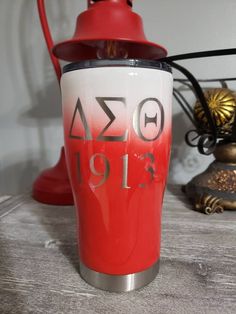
xmin=184 ymin=142 xmax=236 ymax=214
xmin=32 ymin=147 xmax=74 ymax=205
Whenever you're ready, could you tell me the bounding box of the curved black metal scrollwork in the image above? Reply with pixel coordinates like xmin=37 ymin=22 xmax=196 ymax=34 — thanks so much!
xmin=161 ymin=48 xmax=236 ymax=155
xmin=168 ymin=61 xmax=218 ymax=155
xmin=185 ymin=130 xmax=216 ymax=155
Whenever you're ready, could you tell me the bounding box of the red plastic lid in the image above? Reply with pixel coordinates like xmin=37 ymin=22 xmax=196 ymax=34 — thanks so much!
xmin=53 ymin=0 xmax=167 ymax=61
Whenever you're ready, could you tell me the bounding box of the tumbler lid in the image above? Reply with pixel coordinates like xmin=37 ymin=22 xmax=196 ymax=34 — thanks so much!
xmin=63 ymin=59 xmax=172 ymax=74
xmin=53 ymin=0 xmax=167 ymax=61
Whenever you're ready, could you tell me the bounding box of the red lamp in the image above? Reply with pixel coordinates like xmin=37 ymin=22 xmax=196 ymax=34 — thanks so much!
xmin=33 ymin=0 xmax=167 ymax=206
xmin=53 ymin=0 xmax=167 ymax=61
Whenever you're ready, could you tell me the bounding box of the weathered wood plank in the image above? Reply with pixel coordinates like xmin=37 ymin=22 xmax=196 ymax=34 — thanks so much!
xmin=0 ymin=195 xmax=28 ymax=219
xmin=0 ymin=186 xmax=235 ymax=314
xmin=0 ymin=196 xmax=11 ymax=204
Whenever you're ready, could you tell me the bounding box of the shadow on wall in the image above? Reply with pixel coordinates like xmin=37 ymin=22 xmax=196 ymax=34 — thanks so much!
xmin=168 ymin=110 xmax=205 ymax=184
xmin=0 ymin=1 xmax=63 ymax=195
xmin=17 ymin=0 xmax=62 ymax=136
xmin=169 ymin=111 xmax=187 ymax=183
xmin=0 ymin=159 xmax=40 ymax=195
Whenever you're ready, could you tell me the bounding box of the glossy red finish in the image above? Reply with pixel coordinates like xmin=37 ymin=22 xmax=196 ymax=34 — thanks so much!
xmin=32 ymin=147 xmax=74 ymax=205
xmin=64 ymin=117 xmax=171 ymax=275
xmin=61 ymin=58 xmax=173 ymax=275
xmin=53 ymin=0 xmax=167 ymax=61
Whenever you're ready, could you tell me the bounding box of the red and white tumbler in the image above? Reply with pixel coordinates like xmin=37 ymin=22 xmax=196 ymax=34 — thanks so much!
xmin=61 ymin=59 xmax=173 ymax=291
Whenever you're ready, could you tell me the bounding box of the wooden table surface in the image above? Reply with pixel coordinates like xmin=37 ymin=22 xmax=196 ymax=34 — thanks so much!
xmin=0 ymin=186 xmax=235 ymax=314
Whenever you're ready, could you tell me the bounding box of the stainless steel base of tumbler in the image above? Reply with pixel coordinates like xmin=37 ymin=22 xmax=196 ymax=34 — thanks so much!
xmin=79 ymin=260 xmax=160 ymax=292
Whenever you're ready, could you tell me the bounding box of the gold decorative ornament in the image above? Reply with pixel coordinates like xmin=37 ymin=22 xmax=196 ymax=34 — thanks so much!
xmin=194 ymin=88 xmax=236 ymax=135
xmin=184 ymin=142 xmax=236 ymax=214
xmin=183 ymin=88 xmax=236 ymax=214
xmin=194 ymin=194 xmax=223 ymax=215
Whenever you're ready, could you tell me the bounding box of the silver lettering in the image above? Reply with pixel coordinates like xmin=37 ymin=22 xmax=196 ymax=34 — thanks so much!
xmin=69 ymin=98 xmax=92 ymax=140
xmin=133 ymin=98 xmax=164 ymax=142
xmin=89 ymin=153 xmax=110 ymax=188
xmin=96 ymin=97 xmax=128 ymax=142
xmin=121 ymin=154 xmax=131 ymax=189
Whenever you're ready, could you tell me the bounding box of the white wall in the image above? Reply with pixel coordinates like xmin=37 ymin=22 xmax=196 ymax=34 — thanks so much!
xmin=0 ymin=0 xmax=236 ymax=195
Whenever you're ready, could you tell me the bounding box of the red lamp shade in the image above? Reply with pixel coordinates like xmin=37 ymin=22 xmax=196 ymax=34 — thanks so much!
xmin=53 ymin=0 xmax=167 ymax=61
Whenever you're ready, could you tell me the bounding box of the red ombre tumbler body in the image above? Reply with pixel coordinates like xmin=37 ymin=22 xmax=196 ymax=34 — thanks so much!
xmin=61 ymin=59 xmax=173 ymax=292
